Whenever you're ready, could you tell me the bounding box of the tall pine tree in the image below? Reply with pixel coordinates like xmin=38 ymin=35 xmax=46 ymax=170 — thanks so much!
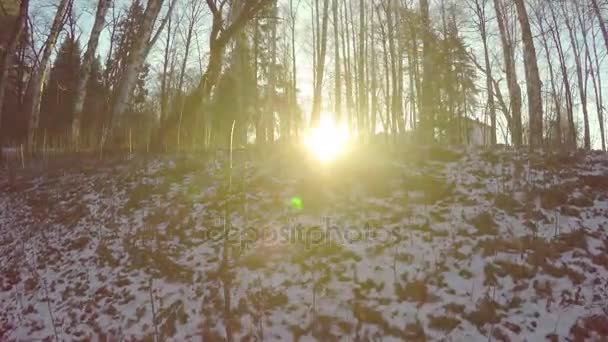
xmin=40 ymin=36 xmax=81 ymax=141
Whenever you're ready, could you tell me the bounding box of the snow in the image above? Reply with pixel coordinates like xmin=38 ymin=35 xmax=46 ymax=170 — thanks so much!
xmin=1 ymin=147 xmax=608 ymax=341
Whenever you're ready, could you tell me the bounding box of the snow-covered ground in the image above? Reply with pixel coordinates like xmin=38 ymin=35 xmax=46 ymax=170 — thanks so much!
xmin=1 ymin=146 xmax=607 ymax=341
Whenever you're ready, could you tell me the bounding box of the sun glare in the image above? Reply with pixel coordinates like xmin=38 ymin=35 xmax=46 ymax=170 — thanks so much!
xmin=304 ymin=117 xmax=350 ymax=162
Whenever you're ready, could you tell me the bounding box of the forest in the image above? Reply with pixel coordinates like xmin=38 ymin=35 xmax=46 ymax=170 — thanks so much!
xmin=0 ymin=0 xmax=606 ymax=154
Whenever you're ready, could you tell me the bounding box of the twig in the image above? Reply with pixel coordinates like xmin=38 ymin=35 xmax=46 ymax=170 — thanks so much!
xmin=42 ymin=279 xmax=60 ymax=341
xmin=149 ymin=278 xmax=159 ymax=342
xmin=20 ymin=144 xmax=25 ymax=169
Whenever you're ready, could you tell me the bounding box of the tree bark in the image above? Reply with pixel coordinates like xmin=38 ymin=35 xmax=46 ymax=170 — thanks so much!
xmin=71 ymin=0 xmax=110 ymax=148
xmin=513 ymin=0 xmax=543 ymax=148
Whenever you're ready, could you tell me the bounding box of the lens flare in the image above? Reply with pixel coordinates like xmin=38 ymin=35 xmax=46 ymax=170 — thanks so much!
xmin=304 ymin=117 xmax=349 ymax=162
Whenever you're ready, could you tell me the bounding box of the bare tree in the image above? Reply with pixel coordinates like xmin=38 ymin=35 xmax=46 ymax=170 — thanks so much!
xmin=310 ymin=0 xmax=330 ymax=126
xmin=548 ymin=2 xmax=576 ymax=147
xmin=107 ymin=0 xmax=177 ymax=137
xmin=419 ymin=0 xmax=435 ymax=142
xmin=71 ymin=0 xmax=111 ymax=148
xmin=332 ymin=0 xmax=341 ymax=123
xmin=590 ymin=19 xmax=606 ymax=150
xmin=176 ymin=0 xmax=203 ymax=150
xmin=159 ymin=5 xmax=175 ymax=126
xmin=563 ymin=1 xmax=591 ymax=150
xmin=26 ymin=0 xmax=71 ymax=149
xmin=514 ymin=0 xmax=543 ymax=148
xmin=533 ymin=2 xmax=562 ymax=146
xmin=468 ymin=0 xmax=496 ymax=144
xmin=494 ymin=0 xmax=522 ymax=146
xmin=590 ymin=0 xmax=608 ymax=52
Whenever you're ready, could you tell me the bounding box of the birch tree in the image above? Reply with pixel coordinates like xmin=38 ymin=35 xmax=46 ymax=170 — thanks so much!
xmin=71 ymin=0 xmax=111 ymax=147
xmin=107 ymin=0 xmax=169 ymax=134
xmin=26 ymin=0 xmax=70 ymax=149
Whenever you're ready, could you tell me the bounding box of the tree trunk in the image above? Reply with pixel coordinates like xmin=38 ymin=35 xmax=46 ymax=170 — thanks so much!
xmin=267 ymin=0 xmax=278 ymax=143
xmin=473 ymin=0 xmax=496 ymax=145
xmin=537 ymin=12 xmax=561 ymax=146
xmin=563 ymin=3 xmax=591 ymax=150
xmin=332 ymin=0 xmax=341 ymax=124
xmin=289 ymin=0 xmax=298 ymax=139
xmin=343 ymin=0 xmax=355 ymax=132
xmin=376 ymin=4 xmax=392 ymax=135
xmin=494 ymin=0 xmax=522 ymax=146
xmin=582 ymin=3 xmax=604 ymax=151
xmin=370 ymin=5 xmax=377 ymax=136
xmin=71 ymin=0 xmax=110 ymax=148
xmin=175 ymin=0 xmax=198 ymax=150
xmin=548 ymin=3 xmax=576 ymax=147
xmin=159 ymin=11 xmax=173 ymax=125
xmin=419 ymin=0 xmax=434 ymax=142
xmin=0 ymin=0 xmax=29 ymax=137
xmin=108 ymin=0 xmax=164 ymax=134
xmin=385 ymin=0 xmax=399 ymax=136
xmin=27 ymin=0 xmax=70 ymax=149
xmin=513 ymin=0 xmax=543 ymax=148
xmin=591 ymin=23 xmax=606 ymax=151
xmin=310 ymin=0 xmax=330 ymax=126
xmin=357 ymin=0 xmax=366 ymax=134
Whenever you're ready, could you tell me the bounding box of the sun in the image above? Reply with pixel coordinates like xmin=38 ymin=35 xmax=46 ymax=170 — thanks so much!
xmin=303 ymin=116 xmax=350 ymax=162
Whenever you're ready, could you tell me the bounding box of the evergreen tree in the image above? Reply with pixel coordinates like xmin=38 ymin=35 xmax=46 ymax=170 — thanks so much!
xmin=102 ymin=1 xmax=152 ymax=146
xmin=40 ymin=36 xmax=81 ymax=141
xmin=104 ymin=0 xmax=145 ymax=92
xmin=81 ymin=56 xmax=108 ymax=147
xmin=433 ymin=14 xmax=478 ymax=143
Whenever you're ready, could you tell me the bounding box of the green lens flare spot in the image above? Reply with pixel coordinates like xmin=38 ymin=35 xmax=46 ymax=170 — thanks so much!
xmin=290 ymin=197 xmax=303 ymax=210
